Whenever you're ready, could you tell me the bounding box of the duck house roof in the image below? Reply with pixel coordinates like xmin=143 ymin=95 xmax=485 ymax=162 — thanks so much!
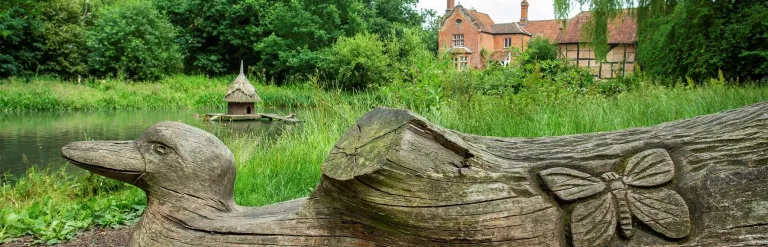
xmin=225 ymin=62 xmax=262 ymax=103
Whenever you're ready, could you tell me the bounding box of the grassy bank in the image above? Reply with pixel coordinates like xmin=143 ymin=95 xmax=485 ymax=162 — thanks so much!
xmin=0 ymin=76 xmax=317 ymax=112
xmin=2 ymin=79 xmax=768 ymax=244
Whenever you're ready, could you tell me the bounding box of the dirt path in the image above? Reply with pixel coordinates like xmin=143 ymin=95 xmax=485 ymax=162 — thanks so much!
xmin=3 ymin=227 xmax=132 ymax=247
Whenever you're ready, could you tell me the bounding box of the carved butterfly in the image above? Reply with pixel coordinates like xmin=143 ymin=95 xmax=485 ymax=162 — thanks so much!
xmin=538 ymin=149 xmax=691 ymax=247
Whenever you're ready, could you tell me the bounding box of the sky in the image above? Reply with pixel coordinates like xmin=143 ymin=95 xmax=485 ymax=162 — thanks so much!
xmin=415 ymin=0 xmax=588 ymax=23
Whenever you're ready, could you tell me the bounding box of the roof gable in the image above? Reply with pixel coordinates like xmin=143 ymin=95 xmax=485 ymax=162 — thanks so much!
xmin=441 ymin=5 xmax=494 ymax=33
xmin=442 ymin=5 xmax=529 ymax=35
xmin=466 ymin=9 xmax=495 ymax=32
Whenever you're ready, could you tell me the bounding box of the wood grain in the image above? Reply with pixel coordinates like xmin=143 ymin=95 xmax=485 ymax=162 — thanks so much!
xmin=62 ymin=102 xmax=768 ymax=246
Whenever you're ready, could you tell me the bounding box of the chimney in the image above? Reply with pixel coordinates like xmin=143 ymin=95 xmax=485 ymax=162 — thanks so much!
xmin=520 ymin=0 xmax=529 ymax=26
xmin=447 ymin=0 xmax=455 ymax=12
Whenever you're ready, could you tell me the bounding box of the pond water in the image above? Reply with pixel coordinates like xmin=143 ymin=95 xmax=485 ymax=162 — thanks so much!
xmin=0 ymin=108 xmax=293 ymax=177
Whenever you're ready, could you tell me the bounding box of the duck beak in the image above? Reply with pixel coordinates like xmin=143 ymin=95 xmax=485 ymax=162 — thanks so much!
xmin=61 ymin=141 xmax=145 ymax=184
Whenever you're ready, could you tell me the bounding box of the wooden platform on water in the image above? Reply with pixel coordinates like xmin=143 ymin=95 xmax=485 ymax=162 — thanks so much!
xmin=203 ymin=113 xmax=300 ymax=123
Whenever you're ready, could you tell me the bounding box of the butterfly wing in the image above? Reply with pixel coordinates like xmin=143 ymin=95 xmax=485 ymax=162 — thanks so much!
xmin=571 ymin=193 xmax=617 ymax=247
xmin=623 ymin=149 xmax=675 ymax=187
xmin=627 ymin=188 xmax=691 ymax=238
xmin=539 ymin=167 xmax=606 ymax=201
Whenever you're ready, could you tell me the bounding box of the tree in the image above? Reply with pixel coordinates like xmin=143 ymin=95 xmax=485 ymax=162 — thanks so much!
xmin=554 ymin=0 xmax=768 ymax=81
xmin=87 ymin=0 xmax=182 ymax=81
xmin=636 ymin=1 xmax=768 ymax=81
xmin=554 ymin=0 xmax=675 ymax=61
xmin=0 ymin=2 xmax=45 ymax=78
xmin=154 ymin=0 xmax=428 ymax=83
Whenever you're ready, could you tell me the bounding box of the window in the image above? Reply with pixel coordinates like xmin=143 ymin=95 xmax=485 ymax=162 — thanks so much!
xmin=453 ymin=55 xmax=469 ymax=70
xmin=452 ymin=34 xmax=464 ymax=47
xmin=504 ymin=38 xmax=512 ymax=48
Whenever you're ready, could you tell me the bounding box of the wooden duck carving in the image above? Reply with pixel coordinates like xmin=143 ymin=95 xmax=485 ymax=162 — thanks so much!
xmin=62 ymin=103 xmax=768 ymax=246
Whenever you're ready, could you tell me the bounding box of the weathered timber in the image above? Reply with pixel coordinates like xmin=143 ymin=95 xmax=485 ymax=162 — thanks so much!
xmin=203 ymin=113 xmax=300 ymax=123
xmin=61 ymin=102 xmax=768 ymax=246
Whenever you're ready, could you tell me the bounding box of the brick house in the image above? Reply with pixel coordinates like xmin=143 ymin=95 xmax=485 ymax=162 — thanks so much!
xmin=438 ymin=0 xmax=637 ymax=78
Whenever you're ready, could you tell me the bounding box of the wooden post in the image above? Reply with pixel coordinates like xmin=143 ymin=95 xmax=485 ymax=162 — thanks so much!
xmin=63 ymin=104 xmax=768 ymax=246
xmin=623 ymin=45 xmax=628 ymax=77
xmin=576 ymin=43 xmax=581 ymax=69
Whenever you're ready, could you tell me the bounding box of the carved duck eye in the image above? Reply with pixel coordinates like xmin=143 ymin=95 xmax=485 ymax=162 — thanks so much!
xmin=152 ymin=144 xmax=170 ymax=155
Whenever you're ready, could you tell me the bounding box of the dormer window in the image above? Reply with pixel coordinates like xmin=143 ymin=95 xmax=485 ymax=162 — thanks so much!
xmin=452 ymin=34 xmax=464 ymax=47
xmin=456 ymin=19 xmax=463 ymax=24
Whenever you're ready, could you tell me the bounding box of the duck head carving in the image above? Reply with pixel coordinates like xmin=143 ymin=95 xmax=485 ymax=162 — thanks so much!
xmin=61 ymin=122 xmax=236 ymax=210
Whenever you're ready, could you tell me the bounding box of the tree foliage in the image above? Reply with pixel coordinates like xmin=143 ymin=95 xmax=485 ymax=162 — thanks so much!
xmin=1 ymin=0 xmax=428 ymax=82
xmin=522 ymin=37 xmax=559 ymax=65
xmin=555 ymin=0 xmax=768 ymax=81
xmin=1 ymin=0 xmax=50 ymax=78
xmin=320 ymin=33 xmax=391 ymax=90
xmin=154 ymin=0 xmax=426 ymax=83
xmin=637 ymin=0 xmax=768 ymax=81
xmin=554 ymin=0 xmax=681 ymax=60
xmin=87 ymin=0 xmax=182 ymax=81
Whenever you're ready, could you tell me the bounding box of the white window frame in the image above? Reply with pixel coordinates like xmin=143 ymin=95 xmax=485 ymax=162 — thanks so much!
xmin=452 ymin=34 xmax=465 ymax=48
xmin=454 ymin=55 xmax=469 ymax=70
xmin=504 ymin=38 xmax=512 ymax=48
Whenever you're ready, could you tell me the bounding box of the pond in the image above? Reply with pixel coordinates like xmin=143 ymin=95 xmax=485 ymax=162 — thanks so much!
xmin=0 ymin=108 xmax=293 ymax=177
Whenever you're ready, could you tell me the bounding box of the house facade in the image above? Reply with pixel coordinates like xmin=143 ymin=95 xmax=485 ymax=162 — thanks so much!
xmin=438 ymin=0 xmax=637 ymax=78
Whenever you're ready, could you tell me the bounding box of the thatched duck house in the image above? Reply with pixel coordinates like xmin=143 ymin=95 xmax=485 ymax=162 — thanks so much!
xmin=225 ymin=62 xmax=261 ymax=115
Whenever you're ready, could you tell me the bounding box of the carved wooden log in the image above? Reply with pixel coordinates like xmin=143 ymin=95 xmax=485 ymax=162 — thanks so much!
xmin=61 ymin=103 xmax=768 ymax=246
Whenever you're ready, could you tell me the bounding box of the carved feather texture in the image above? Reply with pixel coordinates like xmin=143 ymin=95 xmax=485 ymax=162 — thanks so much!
xmin=539 ymin=167 xmax=606 ymax=201
xmin=627 ymin=188 xmax=691 ymax=238
xmin=622 ymin=149 xmax=675 ymax=187
xmin=571 ymin=193 xmax=617 ymax=247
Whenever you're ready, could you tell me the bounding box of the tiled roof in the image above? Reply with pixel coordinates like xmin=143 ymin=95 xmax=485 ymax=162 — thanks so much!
xmin=522 ymin=20 xmax=563 ymax=41
xmin=466 ymin=9 xmax=495 ymax=32
xmin=492 ymin=23 xmax=530 ymax=35
xmin=557 ymin=11 xmax=637 ymax=44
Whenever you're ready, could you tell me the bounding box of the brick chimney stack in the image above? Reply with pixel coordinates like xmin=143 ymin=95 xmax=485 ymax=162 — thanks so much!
xmin=520 ymin=0 xmax=529 ymax=26
xmin=447 ymin=0 xmax=455 ymax=12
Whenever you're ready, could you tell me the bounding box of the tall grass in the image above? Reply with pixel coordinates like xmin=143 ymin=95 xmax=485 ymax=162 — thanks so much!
xmin=0 ymin=75 xmax=318 ymax=112
xmin=228 ymin=84 xmax=768 ymax=207
xmin=2 ymin=81 xmax=767 ymax=244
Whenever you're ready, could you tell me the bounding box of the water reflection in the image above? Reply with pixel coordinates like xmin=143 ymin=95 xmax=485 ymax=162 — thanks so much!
xmin=0 ymin=108 xmax=292 ymax=176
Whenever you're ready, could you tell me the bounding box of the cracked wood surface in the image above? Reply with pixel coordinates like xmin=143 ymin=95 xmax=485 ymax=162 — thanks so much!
xmin=62 ymin=102 xmax=768 ymax=246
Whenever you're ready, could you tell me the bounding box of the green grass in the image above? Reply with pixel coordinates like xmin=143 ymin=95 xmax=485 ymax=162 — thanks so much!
xmin=1 ymin=169 xmax=144 ymax=245
xmin=1 ymin=79 xmax=767 ymax=244
xmin=228 ymin=84 xmax=768 ymax=207
xmin=0 ymin=75 xmax=318 ymax=112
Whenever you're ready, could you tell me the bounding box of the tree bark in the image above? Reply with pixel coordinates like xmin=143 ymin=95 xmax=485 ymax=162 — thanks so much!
xmin=66 ymin=102 xmax=768 ymax=246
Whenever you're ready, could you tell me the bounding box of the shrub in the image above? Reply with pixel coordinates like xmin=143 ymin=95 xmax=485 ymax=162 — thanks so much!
xmin=522 ymin=36 xmax=559 ymax=64
xmin=86 ymin=0 xmax=182 ymax=81
xmin=321 ymin=33 xmax=391 ymax=90
xmin=384 ymin=27 xmax=435 ymax=83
